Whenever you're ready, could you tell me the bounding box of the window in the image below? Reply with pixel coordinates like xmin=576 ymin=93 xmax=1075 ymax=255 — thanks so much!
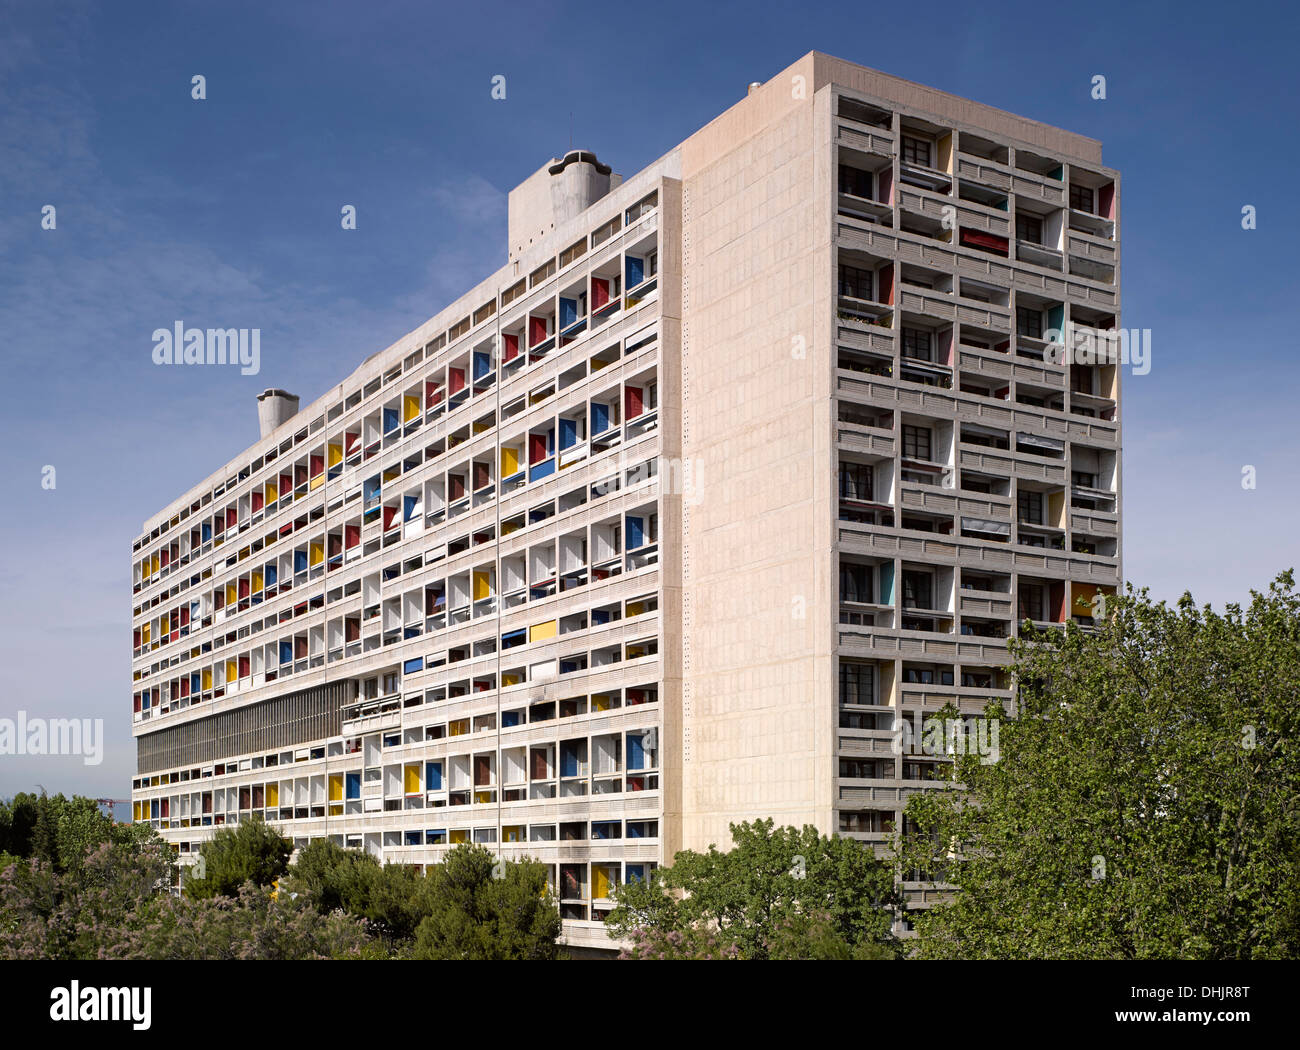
xmin=1016 ymin=306 xmax=1043 ymax=339
xmin=839 ymin=661 xmax=874 ymax=705
xmin=647 ymin=251 xmax=658 ymax=278
xmin=902 ymin=136 xmax=932 ymax=167
xmin=1070 ymin=184 xmax=1095 ymax=213
xmin=839 ymin=164 xmax=873 ymax=198
xmin=1017 ymin=490 xmax=1044 ymax=525
xmin=902 ymin=571 xmax=933 ymax=610
xmin=839 ymin=265 xmax=873 ymax=300
xmin=902 ymin=424 xmax=932 ymax=461
xmin=840 ymin=564 xmax=873 ymax=604
xmin=839 ymin=463 xmax=873 ymax=501
xmin=1072 ymin=470 xmax=1098 ymax=488
xmin=902 ymin=328 xmax=933 ymax=362
xmin=1015 ymin=213 xmax=1043 ymax=244
xmin=1019 ymin=584 xmax=1045 ymax=621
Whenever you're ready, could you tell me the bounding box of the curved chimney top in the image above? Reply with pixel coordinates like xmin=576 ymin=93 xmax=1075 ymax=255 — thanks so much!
xmin=547 ymin=149 xmax=612 ymax=176
xmin=256 ymin=388 xmax=300 ymax=439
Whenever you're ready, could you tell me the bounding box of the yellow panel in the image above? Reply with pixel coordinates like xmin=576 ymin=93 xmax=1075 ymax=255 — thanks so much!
xmin=133 ymin=801 xmax=141 ymax=821
xmin=404 ymin=765 xmax=421 ymax=794
xmin=626 ymin=600 xmax=645 ymax=617
xmin=266 ymin=481 xmax=278 ymax=502
xmin=328 ymin=444 xmax=343 ymax=467
xmin=449 ymin=719 xmax=469 ymax=737
xmin=226 ymin=660 xmax=237 ymax=679
xmin=310 ymin=542 xmax=324 ymax=566
xmin=501 ymin=447 xmax=520 ymax=476
xmin=591 ymin=357 xmax=609 ymax=370
xmin=501 ymin=520 xmax=520 ymax=536
xmin=503 ymin=825 xmax=523 ymax=843
xmin=473 ymin=571 xmax=491 ymax=601
xmin=592 ymin=694 xmax=611 ymax=712
xmin=450 ymin=829 xmax=469 ymax=844
xmin=266 ymin=784 xmax=280 ymax=807
xmin=937 ymin=131 xmax=954 ymax=174
xmin=327 ymin=775 xmax=342 ymax=802
xmin=502 ymin=672 xmax=522 ymax=687
xmin=252 ymin=571 xmax=263 ymax=592
xmin=404 ymin=396 xmax=420 ymax=423
xmin=473 ymin=422 xmax=489 ymax=434
xmin=202 ymin=668 xmax=212 ymax=690
xmin=474 ymin=791 xmax=492 ymax=804
xmin=529 ymin=619 xmax=557 ymax=643
xmin=226 ymin=584 xmax=237 ymax=604
xmin=329 ymin=804 xmax=343 ymax=816
xmin=309 ymin=475 xmax=323 ymax=490
xmin=1047 ymin=490 xmax=1066 ymax=529
xmin=160 ymin=615 xmax=170 ymax=634
xmin=593 ymin=865 xmax=612 ymax=900
xmin=150 ymin=555 xmax=159 ymax=574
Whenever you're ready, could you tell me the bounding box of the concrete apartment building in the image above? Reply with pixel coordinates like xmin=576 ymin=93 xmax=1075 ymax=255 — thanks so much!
xmin=131 ymin=52 xmax=1121 ymax=946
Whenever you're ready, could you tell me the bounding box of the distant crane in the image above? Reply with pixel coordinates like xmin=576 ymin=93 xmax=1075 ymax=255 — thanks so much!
xmin=94 ymin=798 xmax=131 ymax=820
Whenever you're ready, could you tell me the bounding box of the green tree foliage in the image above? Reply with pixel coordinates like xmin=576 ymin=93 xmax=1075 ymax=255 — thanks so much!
xmin=607 ymin=819 xmax=900 ymax=959
xmin=408 ymin=844 xmax=562 ymax=960
xmin=183 ymin=818 xmax=291 ymax=900
xmin=0 ymin=793 xmax=118 ymax=873
xmin=282 ymin=840 xmax=425 ymax=946
xmin=901 ymin=573 xmax=1300 ymax=959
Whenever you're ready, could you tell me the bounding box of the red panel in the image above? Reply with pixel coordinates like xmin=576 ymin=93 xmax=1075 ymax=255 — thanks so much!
xmin=346 ymin=619 xmax=360 ymax=641
xmin=448 ymin=368 xmax=465 ymax=394
xmin=529 ymin=433 xmax=548 ymax=464
xmin=239 ymin=579 xmax=250 ymax=599
xmin=227 ymin=508 xmax=237 ymax=528
xmin=134 ymin=629 xmax=141 ymax=648
xmin=214 ymin=588 xmax=225 ymax=610
xmin=1050 ymin=582 xmax=1066 ymax=623
xmin=133 ymin=693 xmax=142 ymax=713
xmin=502 ymin=333 xmax=519 ymax=362
xmin=252 ymin=491 xmax=264 ymax=512
xmin=345 ymin=524 xmax=361 ymax=548
xmin=160 ymin=548 xmax=170 ymax=567
xmin=473 ymin=462 xmax=490 ymax=490
xmin=624 ymin=386 xmax=643 ymax=419
xmin=295 ymin=637 xmax=308 ymax=659
xmin=528 ymin=316 xmax=548 ymax=347
xmin=383 ymin=505 xmax=399 ymax=530
xmin=345 ymin=431 xmax=360 ymax=452
xmin=961 ymin=229 xmax=1009 ymax=255
xmin=239 ymin=656 xmax=250 ymax=678
xmin=878 ymin=262 xmax=894 ymax=305
xmin=310 ymin=455 xmax=324 ymax=477
xmin=161 ymin=799 xmax=169 ymax=818
xmin=425 ymin=381 xmax=442 ymax=406
xmin=448 ymin=475 xmax=465 ymax=500
xmin=592 ymin=278 xmax=610 ymax=310
xmin=1099 ymin=183 xmax=1115 ymax=220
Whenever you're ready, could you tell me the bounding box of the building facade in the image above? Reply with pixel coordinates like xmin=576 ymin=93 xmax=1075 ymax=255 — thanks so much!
xmin=131 ymin=53 xmax=1121 ymax=946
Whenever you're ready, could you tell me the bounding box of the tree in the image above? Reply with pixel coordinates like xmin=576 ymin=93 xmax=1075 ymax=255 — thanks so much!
xmin=183 ymin=818 xmax=291 ymax=900
xmin=607 ymin=819 xmax=900 ymax=960
xmin=281 ymin=840 xmax=426 ymax=946
xmin=901 ymin=572 xmax=1300 ymax=960
xmin=408 ymin=844 xmax=561 ymax=960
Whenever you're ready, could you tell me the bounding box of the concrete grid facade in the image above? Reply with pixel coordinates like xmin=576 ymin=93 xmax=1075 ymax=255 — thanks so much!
xmin=131 ymin=52 xmax=1121 ymax=946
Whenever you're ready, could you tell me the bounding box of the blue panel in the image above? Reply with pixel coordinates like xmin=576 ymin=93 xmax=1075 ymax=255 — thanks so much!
xmin=627 ymin=733 xmax=646 ymax=770
xmin=294 ymin=550 xmax=308 ymax=572
xmin=264 ymin=565 xmax=277 ymax=586
xmin=529 ymin=458 xmax=555 ymax=482
xmin=425 ymin=763 xmax=442 ymax=790
xmin=1047 ymin=304 xmax=1065 ymax=338
xmin=502 ymin=628 xmax=526 ymax=648
xmin=279 ymin=640 xmax=293 ymax=664
xmin=403 ymin=657 xmax=423 ymax=673
xmin=559 ymin=297 xmax=578 ymax=328
xmin=592 ymin=402 xmax=610 ymax=434
xmin=383 ymin=407 xmax=399 ymax=433
xmin=626 ymin=255 xmax=644 ymax=288
xmin=879 ymin=562 xmax=894 ymax=605
xmin=626 ymin=864 xmax=647 ymax=883
xmin=591 ymin=609 xmax=611 ymax=626
xmin=201 ymin=523 xmax=212 ymax=541
xmin=560 ymin=746 xmax=579 ymax=778
xmin=473 ymin=352 xmax=490 ymax=380
xmin=403 ymin=494 xmax=418 ymax=521
xmin=502 ymin=711 xmax=520 ymax=728
xmin=345 ymin=772 xmax=362 ymax=799
xmin=559 ymin=417 xmax=578 ymax=450
xmin=191 ymin=673 xmax=201 ymax=692
xmin=626 ymin=515 xmax=645 ymax=549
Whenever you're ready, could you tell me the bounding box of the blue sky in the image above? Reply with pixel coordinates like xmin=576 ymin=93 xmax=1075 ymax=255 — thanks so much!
xmin=1 ymin=0 xmax=1296 ymax=797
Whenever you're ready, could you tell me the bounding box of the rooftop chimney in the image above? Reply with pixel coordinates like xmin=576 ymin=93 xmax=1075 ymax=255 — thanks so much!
xmin=747 ymin=81 xmax=762 ymax=95
xmin=508 ymin=150 xmax=622 ymax=259
xmin=257 ymin=388 xmax=299 ymax=439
